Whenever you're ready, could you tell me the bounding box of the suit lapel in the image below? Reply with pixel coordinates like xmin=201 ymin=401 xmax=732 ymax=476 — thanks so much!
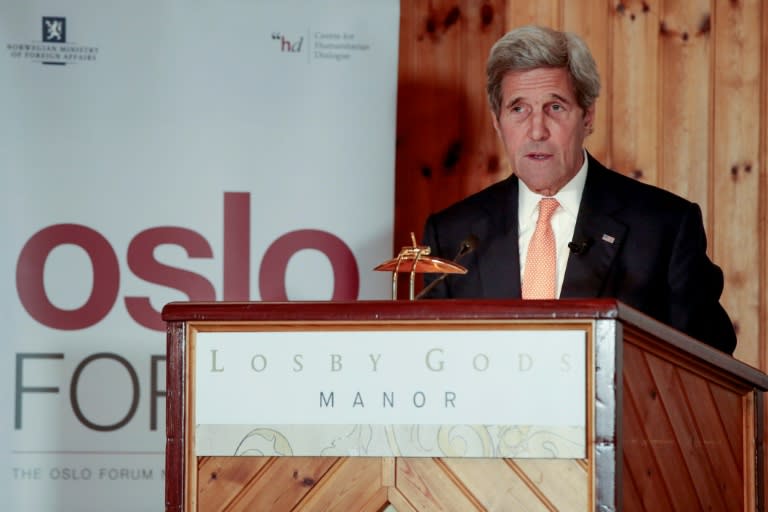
xmin=476 ymin=177 xmax=523 ymax=298
xmin=561 ymin=156 xmax=627 ymax=298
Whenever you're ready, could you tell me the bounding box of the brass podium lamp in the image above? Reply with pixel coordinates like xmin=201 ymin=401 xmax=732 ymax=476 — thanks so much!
xmin=374 ymin=233 xmax=467 ymax=300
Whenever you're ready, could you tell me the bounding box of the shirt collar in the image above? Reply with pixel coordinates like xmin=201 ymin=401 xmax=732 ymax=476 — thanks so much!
xmin=518 ymin=149 xmax=589 ymax=222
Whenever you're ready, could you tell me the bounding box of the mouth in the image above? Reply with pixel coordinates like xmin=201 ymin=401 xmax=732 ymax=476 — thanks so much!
xmin=525 ymin=152 xmax=552 ymax=161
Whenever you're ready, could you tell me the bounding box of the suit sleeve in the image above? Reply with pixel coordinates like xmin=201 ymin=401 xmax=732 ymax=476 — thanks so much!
xmin=667 ymin=203 xmax=737 ymax=354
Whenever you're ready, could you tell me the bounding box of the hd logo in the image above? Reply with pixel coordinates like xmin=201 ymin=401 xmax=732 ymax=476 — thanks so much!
xmin=42 ymin=17 xmax=66 ymax=43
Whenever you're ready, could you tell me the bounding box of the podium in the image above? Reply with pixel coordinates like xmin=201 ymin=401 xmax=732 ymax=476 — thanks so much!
xmin=162 ymin=299 xmax=768 ymax=511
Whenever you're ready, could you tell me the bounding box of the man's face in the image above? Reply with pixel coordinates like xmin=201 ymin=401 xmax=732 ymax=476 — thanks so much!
xmin=492 ymin=67 xmax=594 ymax=196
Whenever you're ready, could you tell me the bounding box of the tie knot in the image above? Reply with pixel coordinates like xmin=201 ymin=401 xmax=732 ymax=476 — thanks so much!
xmin=537 ymin=198 xmax=559 ymax=222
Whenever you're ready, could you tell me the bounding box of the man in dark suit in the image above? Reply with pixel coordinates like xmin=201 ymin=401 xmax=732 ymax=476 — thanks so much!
xmin=421 ymin=25 xmax=737 ymax=354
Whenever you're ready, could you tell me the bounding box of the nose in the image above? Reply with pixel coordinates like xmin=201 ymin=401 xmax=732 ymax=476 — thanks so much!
xmin=528 ymin=110 xmax=549 ymax=141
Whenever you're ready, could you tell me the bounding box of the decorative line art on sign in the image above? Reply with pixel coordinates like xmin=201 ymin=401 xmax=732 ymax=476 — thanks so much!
xmin=233 ymin=428 xmax=293 ymax=456
xmin=209 ymin=424 xmax=584 ymax=458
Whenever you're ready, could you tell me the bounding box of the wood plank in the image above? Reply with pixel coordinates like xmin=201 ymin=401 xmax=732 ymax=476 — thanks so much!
xmin=712 ymin=0 xmax=762 ymax=364
xmin=396 ymin=458 xmax=484 ymax=511
xmin=657 ymin=0 xmax=712 ymax=210
xmin=225 ymin=456 xmax=337 ymax=511
xmin=503 ymin=0 xmax=561 ymax=29
xmin=762 ymin=0 xmax=768 ymax=374
xmin=621 ymin=454 xmax=645 ymax=512
xmin=623 ymin=343 xmax=695 ymax=510
xmin=297 ymin=458 xmax=384 ymax=511
xmin=676 ymin=371 xmax=743 ymax=492
xmin=609 ymin=0 xmax=660 ymax=184
xmin=510 ymin=459 xmax=588 ymax=511
xmin=644 ymin=360 xmax=737 ymax=510
xmin=709 ymin=381 xmax=746 ymax=464
xmin=563 ymin=0 xmax=612 ymax=165
xmin=382 ymin=456 xmax=396 ymax=486
xmin=623 ymin=339 xmax=750 ymax=510
xmin=358 ymin=486 xmax=390 ymax=512
xmin=196 ymin=456 xmax=272 ymax=511
xmin=387 ymin=487 xmax=419 ymax=512
xmin=442 ymin=458 xmax=559 ymax=510
xmin=396 ymin=0 xmax=506 ymax=261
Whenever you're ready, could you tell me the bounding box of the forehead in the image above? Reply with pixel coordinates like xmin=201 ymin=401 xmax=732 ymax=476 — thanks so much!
xmin=500 ymin=67 xmax=577 ymax=104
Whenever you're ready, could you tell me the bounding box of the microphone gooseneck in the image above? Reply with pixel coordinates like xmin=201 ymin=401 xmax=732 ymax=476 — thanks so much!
xmin=415 ymin=234 xmax=478 ymax=300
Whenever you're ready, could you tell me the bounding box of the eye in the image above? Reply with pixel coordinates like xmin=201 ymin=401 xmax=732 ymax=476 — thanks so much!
xmin=550 ymin=103 xmax=564 ymax=112
xmin=509 ymin=104 xmax=528 ymax=115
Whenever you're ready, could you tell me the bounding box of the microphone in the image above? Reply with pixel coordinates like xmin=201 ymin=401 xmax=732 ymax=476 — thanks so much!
xmin=415 ymin=235 xmax=478 ymax=299
xmin=568 ymin=239 xmax=592 ymax=255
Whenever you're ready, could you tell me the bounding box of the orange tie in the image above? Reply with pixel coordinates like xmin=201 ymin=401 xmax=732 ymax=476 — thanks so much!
xmin=522 ymin=198 xmax=559 ymax=299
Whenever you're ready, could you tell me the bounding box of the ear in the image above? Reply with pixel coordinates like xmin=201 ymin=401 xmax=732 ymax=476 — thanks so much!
xmin=583 ymin=104 xmax=595 ymax=132
xmin=491 ymin=111 xmax=501 ymax=138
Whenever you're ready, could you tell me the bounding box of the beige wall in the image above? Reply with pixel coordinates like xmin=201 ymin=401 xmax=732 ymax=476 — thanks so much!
xmin=396 ymin=0 xmax=768 ymax=366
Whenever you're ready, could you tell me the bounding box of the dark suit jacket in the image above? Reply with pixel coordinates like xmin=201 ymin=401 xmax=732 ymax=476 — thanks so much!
xmin=422 ymin=153 xmax=737 ymax=354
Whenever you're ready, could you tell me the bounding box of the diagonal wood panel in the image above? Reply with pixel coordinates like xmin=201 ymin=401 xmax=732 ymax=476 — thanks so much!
xmin=196 ymin=456 xmax=273 ymax=511
xmin=623 ymin=344 xmax=701 ymax=510
xmin=623 ymin=341 xmax=748 ymax=511
xmin=223 ymin=457 xmax=338 ymax=511
xmin=395 ymin=458 xmax=485 ymax=511
xmin=196 ymin=455 xmax=591 ymax=511
xmin=643 ymin=353 xmax=729 ymax=510
xmin=387 ymin=487 xmax=419 ymax=512
xmin=443 ymin=458 xmax=560 ymax=510
xmin=675 ymin=370 xmax=743 ymax=501
xmin=509 ymin=459 xmax=588 ymax=511
xmin=621 ymin=458 xmax=644 ymax=512
xmin=295 ymin=458 xmax=386 ymax=511
xmin=623 ymin=375 xmax=677 ymax=510
xmin=709 ymin=379 xmax=745 ymax=459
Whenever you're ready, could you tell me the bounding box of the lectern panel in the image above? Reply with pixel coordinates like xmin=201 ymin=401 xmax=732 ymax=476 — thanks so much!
xmin=622 ymin=328 xmax=756 ymax=511
xmin=163 ymin=300 xmax=768 ymax=512
xmin=182 ymin=317 xmax=597 ymax=511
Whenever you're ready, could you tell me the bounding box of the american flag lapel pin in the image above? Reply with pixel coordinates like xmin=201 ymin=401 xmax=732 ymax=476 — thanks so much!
xmin=602 ymin=234 xmax=616 ymax=244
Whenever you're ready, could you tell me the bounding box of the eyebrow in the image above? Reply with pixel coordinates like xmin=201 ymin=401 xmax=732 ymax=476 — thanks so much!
xmin=505 ymin=93 xmax=574 ymax=109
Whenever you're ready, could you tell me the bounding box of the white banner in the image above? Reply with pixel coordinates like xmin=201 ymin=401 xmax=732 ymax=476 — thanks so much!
xmin=0 ymin=1 xmax=399 ymax=510
xmin=196 ymin=330 xmax=586 ymax=426
xmin=194 ymin=329 xmax=587 ymax=459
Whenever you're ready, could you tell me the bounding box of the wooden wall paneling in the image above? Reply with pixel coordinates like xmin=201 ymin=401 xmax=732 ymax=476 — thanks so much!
xmin=563 ymin=1 xmax=612 ymax=165
xmin=503 ymin=0 xmax=561 ymax=28
xmin=459 ymin=2 xmax=510 ymax=196
xmin=609 ymin=0 xmax=661 ymax=183
xmin=712 ymin=0 xmax=762 ymax=364
xmin=759 ymin=0 xmax=768 ymax=501
xmin=761 ymin=0 xmax=768 ymax=383
xmin=395 ymin=0 xmax=505 ymax=255
xmin=657 ymin=0 xmax=712 ymax=212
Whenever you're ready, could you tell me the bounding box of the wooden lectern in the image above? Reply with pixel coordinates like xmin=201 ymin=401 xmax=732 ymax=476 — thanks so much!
xmin=163 ymin=299 xmax=768 ymax=511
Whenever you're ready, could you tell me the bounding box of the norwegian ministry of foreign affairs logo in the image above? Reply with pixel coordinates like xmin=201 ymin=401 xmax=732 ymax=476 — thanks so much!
xmin=5 ymin=16 xmax=98 ymax=65
xmin=42 ymin=17 xmax=66 ymax=43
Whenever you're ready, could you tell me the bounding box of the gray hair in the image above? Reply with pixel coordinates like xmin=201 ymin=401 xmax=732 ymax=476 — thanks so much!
xmin=486 ymin=25 xmax=601 ymax=118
